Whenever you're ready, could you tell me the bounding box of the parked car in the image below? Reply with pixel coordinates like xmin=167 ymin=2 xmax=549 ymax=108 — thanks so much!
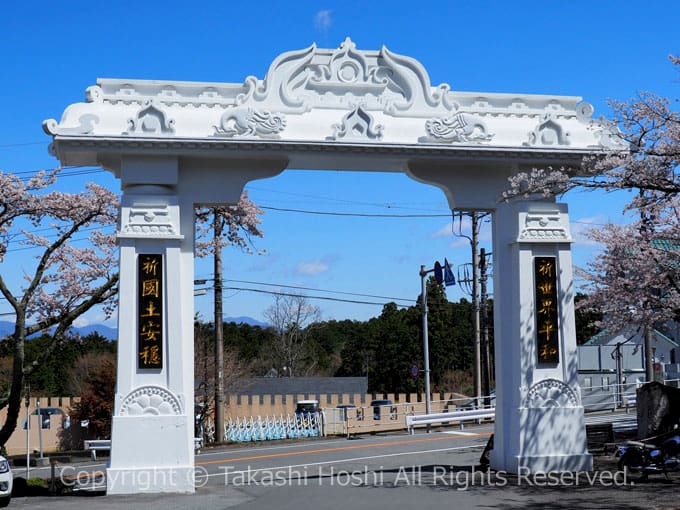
xmin=295 ymin=400 xmax=319 ymax=417
xmin=370 ymin=399 xmax=395 ymax=420
xmin=460 ymin=390 xmax=496 ymax=409
xmin=0 ymin=454 xmax=12 ymax=507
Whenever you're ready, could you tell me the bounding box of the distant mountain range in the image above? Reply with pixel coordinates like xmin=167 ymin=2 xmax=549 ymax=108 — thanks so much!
xmin=0 ymin=316 xmax=268 ymax=341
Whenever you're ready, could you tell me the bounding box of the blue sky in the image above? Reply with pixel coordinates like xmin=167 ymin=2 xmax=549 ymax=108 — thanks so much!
xmin=1 ymin=1 xmax=678 ymax=325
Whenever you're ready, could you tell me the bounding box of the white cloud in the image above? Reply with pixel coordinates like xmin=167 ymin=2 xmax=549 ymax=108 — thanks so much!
xmin=296 ymin=260 xmax=329 ymax=276
xmin=73 ymin=316 xmax=91 ymax=328
xmin=432 ymin=222 xmax=457 ymax=239
xmin=571 ymin=216 xmax=608 ymax=246
xmin=314 ymin=10 xmax=332 ymax=33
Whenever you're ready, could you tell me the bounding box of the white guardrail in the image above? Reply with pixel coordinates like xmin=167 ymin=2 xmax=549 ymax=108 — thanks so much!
xmin=85 ymin=437 xmax=204 ymax=460
xmin=405 ymin=408 xmax=495 ymax=434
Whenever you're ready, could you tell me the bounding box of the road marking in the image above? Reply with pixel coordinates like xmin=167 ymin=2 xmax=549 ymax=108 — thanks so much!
xmin=200 ymin=443 xmax=487 ymax=480
xmin=197 ymin=432 xmax=491 ymax=467
xmin=441 ymin=430 xmax=480 ymax=436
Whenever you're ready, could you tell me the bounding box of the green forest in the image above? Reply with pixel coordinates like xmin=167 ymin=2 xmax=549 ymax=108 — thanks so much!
xmin=0 ymin=282 xmax=603 ymax=401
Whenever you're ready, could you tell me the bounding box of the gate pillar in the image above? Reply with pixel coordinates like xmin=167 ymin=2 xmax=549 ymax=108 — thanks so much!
xmin=489 ymin=200 xmax=592 ymax=473
xmin=107 ymin=156 xmax=195 ymax=493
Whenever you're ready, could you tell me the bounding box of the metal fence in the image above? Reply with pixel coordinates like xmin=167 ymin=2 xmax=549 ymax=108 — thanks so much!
xmin=224 ymin=413 xmax=323 ymax=442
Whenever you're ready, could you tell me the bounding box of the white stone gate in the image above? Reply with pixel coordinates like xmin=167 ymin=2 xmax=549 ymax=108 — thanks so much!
xmin=44 ymin=38 xmax=624 ymax=493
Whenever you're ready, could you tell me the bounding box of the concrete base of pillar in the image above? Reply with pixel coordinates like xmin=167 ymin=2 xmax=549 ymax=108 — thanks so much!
xmin=107 ymin=414 xmax=195 ymax=494
xmin=490 ymin=405 xmax=592 ymax=474
xmin=106 ymin=466 xmax=195 ymax=494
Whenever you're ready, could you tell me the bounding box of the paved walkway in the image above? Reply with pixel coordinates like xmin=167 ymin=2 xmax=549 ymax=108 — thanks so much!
xmin=6 ymin=454 xmax=679 ymax=510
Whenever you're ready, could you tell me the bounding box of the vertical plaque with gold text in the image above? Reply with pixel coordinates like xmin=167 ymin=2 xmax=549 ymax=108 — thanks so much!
xmin=138 ymin=254 xmax=163 ymax=369
xmin=534 ymin=256 xmax=559 ymax=364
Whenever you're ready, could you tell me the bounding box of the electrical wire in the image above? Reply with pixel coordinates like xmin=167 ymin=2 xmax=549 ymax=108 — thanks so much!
xmin=260 ymin=206 xmax=449 ymax=218
xmin=221 ymin=278 xmax=415 ymax=304
xmin=219 ymin=286 xmax=411 ymax=308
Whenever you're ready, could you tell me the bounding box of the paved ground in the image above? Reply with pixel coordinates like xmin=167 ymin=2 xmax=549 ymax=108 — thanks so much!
xmin=7 ymin=426 xmax=680 ymax=509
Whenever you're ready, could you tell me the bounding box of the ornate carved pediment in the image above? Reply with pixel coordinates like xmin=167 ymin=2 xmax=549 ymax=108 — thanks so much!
xmin=43 ymin=40 xmax=625 ymax=155
xmin=235 ymin=37 xmax=456 ymax=116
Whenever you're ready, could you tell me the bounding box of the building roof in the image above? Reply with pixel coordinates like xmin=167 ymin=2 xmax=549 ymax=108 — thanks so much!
xmin=227 ymin=377 xmax=368 ymax=396
xmin=583 ymin=326 xmax=679 ymax=348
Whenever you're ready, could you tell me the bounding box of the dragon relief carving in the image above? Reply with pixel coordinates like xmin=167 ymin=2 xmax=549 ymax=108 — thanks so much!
xmin=420 ymin=113 xmax=494 ymax=143
xmin=327 ymin=105 xmax=384 ymax=141
xmin=124 ymin=100 xmax=175 ymax=136
xmin=214 ymin=107 xmax=287 ymax=138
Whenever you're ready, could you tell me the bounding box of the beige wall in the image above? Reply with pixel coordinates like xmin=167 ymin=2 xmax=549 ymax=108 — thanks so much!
xmin=222 ymin=392 xmax=468 ymax=419
xmin=2 ymin=397 xmax=79 ymax=457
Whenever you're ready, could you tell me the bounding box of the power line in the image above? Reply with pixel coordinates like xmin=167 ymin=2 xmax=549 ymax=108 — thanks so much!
xmin=260 ymin=206 xmax=450 ymax=218
xmin=220 ymin=286 xmax=410 ymax=307
xmin=247 ymin=184 xmax=447 ymax=213
xmin=221 ymin=278 xmax=415 ymax=304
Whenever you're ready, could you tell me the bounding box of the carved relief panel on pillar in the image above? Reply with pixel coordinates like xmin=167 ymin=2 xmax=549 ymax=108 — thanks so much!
xmin=118 ymin=195 xmax=183 ymax=240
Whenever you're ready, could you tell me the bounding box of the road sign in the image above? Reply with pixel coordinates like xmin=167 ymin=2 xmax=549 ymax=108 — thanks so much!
xmin=434 ymin=261 xmax=443 ymax=284
xmin=444 ymin=258 xmax=456 ymax=286
xmin=410 ymin=364 xmax=420 ymax=379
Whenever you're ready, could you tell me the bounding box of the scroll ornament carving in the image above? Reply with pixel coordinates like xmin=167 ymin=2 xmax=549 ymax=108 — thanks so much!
xmin=327 ymin=105 xmax=384 ymax=141
xmin=124 ymin=100 xmax=175 ymax=136
xmin=524 ymin=379 xmax=580 ymax=408
xmin=120 ymin=386 xmax=182 ymax=416
xmin=85 ymin=85 xmax=104 ymax=103
xmin=575 ymin=101 xmax=594 ymax=122
xmin=518 ymin=210 xmax=571 ymax=242
xmin=214 ymin=107 xmax=287 ymax=138
xmin=420 ymin=113 xmax=494 ymax=143
xmin=43 ymin=114 xmax=100 ymax=136
xmin=524 ymin=112 xmax=570 ymax=147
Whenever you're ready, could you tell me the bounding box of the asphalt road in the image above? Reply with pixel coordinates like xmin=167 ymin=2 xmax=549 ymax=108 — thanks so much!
xmin=8 ymin=424 xmax=680 ymax=509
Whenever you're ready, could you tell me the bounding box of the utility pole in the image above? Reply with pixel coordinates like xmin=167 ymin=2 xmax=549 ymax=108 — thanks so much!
xmin=471 ymin=214 xmax=481 ymax=405
xmin=213 ymin=209 xmax=225 ymax=443
xmin=644 ymin=326 xmax=654 ymax=383
xmin=480 ymin=247 xmax=491 ymax=404
xmin=25 ymin=383 xmax=30 ymax=479
xmin=452 ymin=211 xmax=488 ymax=407
xmin=419 ymin=265 xmax=433 ymax=417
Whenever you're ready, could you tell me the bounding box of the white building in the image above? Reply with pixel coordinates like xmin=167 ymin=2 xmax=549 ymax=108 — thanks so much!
xmin=578 ymin=326 xmax=680 ymax=410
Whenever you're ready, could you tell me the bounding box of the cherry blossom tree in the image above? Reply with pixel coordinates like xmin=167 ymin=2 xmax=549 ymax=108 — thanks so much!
xmin=504 ymin=55 xmax=680 ymax=336
xmin=0 ymin=169 xmax=119 ymax=445
xmin=194 ymin=190 xmax=264 ymax=257
xmin=194 ymin=191 xmax=264 ymax=442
